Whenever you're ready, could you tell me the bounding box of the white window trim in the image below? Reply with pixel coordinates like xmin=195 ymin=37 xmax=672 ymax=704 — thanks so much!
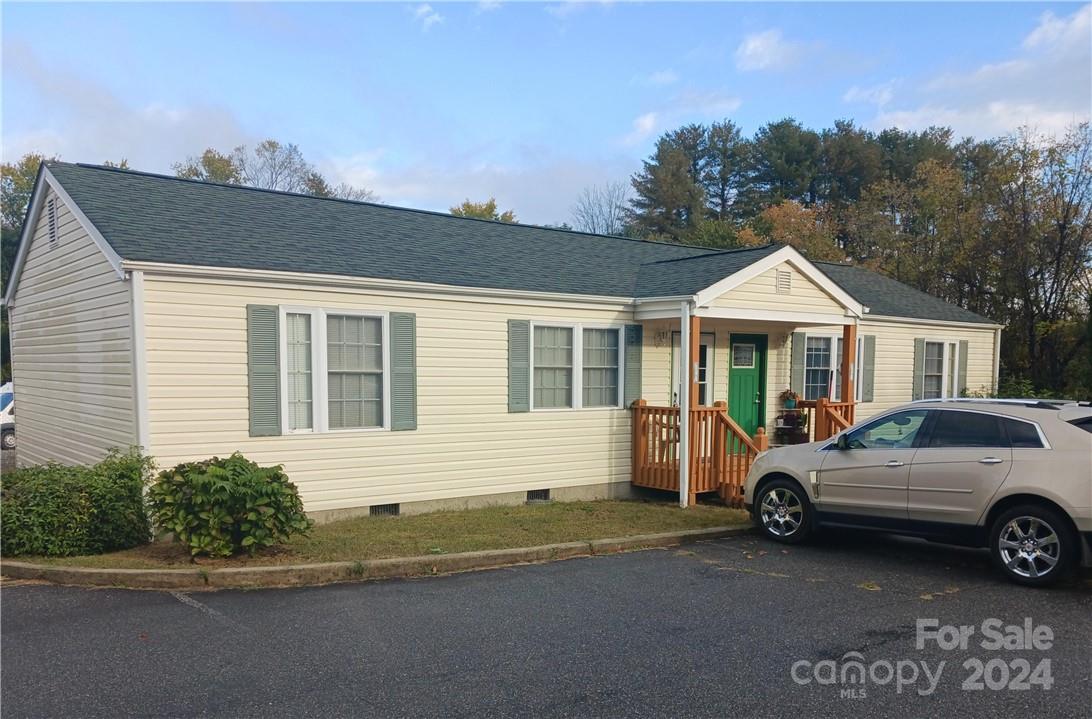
xmin=670 ymin=331 xmax=715 ymax=407
xmin=801 ymin=332 xmax=864 ymax=402
xmin=528 ymin=321 xmax=625 ymax=411
xmin=921 ymin=337 xmax=962 ymax=400
xmin=279 ymin=306 xmax=391 ymax=434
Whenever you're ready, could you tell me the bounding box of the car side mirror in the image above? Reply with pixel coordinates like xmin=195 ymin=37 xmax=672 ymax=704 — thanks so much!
xmin=836 ymin=434 xmax=850 ymax=450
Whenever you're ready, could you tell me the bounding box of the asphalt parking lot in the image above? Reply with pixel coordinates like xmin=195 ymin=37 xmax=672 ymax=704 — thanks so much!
xmin=3 ymin=531 xmax=1090 ymax=718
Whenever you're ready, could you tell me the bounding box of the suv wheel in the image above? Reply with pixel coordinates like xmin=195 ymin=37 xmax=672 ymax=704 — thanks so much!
xmin=755 ymin=479 xmax=812 ymax=544
xmin=1 ymin=430 xmax=13 ymax=450
xmin=990 ymin=505 xmax=1076 ymax=587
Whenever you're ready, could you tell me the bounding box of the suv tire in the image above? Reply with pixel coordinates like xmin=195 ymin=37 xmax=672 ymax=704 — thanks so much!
xmin=989 ymin=504 xmax=1076 ymax=587
xmin=754 ymin=478 xmax=813 ymax=544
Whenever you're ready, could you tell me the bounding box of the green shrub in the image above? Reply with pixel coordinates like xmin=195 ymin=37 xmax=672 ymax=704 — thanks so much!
xmin=0 ymin=449 xmax=153 ymax=557
xmin=148 ymin=453 xmax=312 ymax=557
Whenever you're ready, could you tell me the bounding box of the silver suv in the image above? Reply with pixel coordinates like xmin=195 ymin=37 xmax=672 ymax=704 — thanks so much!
xmin=743 ymin=400 xmax=1092 ymax=586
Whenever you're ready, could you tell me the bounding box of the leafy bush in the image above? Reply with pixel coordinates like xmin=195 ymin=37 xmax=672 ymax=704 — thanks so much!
xmin=148 ymin=453 xmax=312 ymax=557
xmin=0 ymin=449 xmax=153 ymax=557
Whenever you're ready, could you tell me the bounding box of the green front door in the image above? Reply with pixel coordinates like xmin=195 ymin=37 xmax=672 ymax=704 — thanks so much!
xmin=728 ymin=334 xmax=767 ymax=436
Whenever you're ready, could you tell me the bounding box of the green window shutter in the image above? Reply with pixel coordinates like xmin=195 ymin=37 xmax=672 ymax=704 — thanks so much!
xmin=912 ymin=337 xmax=926 ymax=401
xmin=390 ymin=312 xmax=417 ymax=431
xmin=790 ymin=331 xmax=806 ymax=395
xmin=508 ymin=320 xmax=530 ymax=413
xmin=861 ymin=335 xmax=876 ymax=402
xmin=623 ymin=324 xmax=643 ymax=407
xmin=247 ymin=304 xmax=281 ymax=437
xmin=957 ymin=340 xmax=969 ymax=397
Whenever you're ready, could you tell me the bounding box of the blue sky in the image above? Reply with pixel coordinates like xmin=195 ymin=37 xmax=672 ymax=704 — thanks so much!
xmin=3 ymin=2 xmax=1089 ymax=223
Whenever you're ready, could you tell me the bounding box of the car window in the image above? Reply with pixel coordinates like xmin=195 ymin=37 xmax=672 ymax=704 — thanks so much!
xmin=1002 ymin=418 xmax=1045 ymax=448
xmin=928 ymin=410 xmax=1006 ymax=448
xmin=844 ymin=410 xmax=928 ymax=449
xmin=0 ymin=392 xmax=11 ymax=412
xmin=1068 ymin=418 xmax=1092 ymax=435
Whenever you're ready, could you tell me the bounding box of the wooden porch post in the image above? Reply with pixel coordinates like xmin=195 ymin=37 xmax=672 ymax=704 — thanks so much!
xmin=688 ymin=314 xmax=701 ymax=409
xmin=840 ymin=322 xmax=857 ymax=424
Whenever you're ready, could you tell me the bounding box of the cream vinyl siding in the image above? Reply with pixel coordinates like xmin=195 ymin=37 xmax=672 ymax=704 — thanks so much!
xmin=709 ymin=263 xmax=844 ymax=315
xmin=141 ymin=275 xmax=634 ymax=512
xmin=9 ymin=189 xmax=135 ymax=466
xmin=800 ymin=319 xmax=998 ymax=420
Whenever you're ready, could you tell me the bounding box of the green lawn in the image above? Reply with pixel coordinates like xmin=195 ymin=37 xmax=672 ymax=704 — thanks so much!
xmin=23 ymin=500 xmax=750 ymax=569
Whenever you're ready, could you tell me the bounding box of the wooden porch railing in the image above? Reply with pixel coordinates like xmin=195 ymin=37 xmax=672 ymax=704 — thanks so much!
xmin=631 ymin=400 xmax=767 ymax=508
xmin=797 ymin=397 xmax=855 ymax=441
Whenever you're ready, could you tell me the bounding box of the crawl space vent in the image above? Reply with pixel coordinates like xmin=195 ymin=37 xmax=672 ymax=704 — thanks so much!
xmin=370 ymin=503 xmax=400 ymax=517
xmin=526 ymin=489 xmax=551 ymax=503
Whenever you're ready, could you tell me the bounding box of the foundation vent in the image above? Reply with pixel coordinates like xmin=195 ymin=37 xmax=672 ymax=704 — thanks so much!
xmin=369 ymin=503 xmax=400 ymax=517
xmin=526 ymin=489 xmax=551 ymax=503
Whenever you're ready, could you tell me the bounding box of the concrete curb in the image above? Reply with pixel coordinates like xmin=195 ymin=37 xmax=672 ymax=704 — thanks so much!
xmin=0 ymin=526 xmax=752 ymax=591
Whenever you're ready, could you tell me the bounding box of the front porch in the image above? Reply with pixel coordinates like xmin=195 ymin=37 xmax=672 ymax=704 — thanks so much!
xmin=629 ymin=310 xmax=859 ymax=507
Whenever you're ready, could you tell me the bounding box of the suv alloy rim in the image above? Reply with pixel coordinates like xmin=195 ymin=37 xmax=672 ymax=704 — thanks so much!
xmin=760 ymin=487 xmax=803 ymax=537
xmin=998 ymin=516 xmax=1061 ymax=579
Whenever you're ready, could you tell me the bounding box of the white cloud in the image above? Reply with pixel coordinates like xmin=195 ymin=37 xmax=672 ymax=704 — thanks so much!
xmin=734 ymin=29 xmax=804 ymax=72
xmin=1 ymin=42 xmax=250 ymax=170
xmin=476 ymin=1 xmax=502 ymax=12
xmin=412 ymin=4 xmax=443 ymax=31
xmin=843 ymin=81 xmax=895 ymax=108
xmin=1023 ymin=5 xmax=1090 ymax=50
xmin=867 ymin=5 xmax=1090 ymax=137
xmin=621 ymin=112 xmax=659 ymax=146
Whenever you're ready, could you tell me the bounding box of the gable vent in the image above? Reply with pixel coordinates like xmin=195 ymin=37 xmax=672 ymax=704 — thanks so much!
xmin=526 ymin=488 xmax=551 ymax=503
xmin=369 ymin=503 xmax=400 ymax=517
xmin=46 ymin=197 xmax=59 ymax=246
xmin=775 ymin=269 xmax=791 ymax=294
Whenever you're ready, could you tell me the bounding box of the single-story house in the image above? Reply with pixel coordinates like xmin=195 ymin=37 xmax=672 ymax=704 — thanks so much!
xmin=4 ymin=163 xmax=1002 ymax=517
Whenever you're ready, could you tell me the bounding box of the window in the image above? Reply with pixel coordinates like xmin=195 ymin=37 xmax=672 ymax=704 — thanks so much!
xmin=804 ymin=337 xmax=833 ymax=401
xmin=327 ymin=315 xmax=383 ymax=429
xmin=732 ymin=343 xmax=755 ymax=368
xmin=1002 ymin=418 xmax=1045 ymax=449
xmin=285 ymin=313 xmax=313 ymax=430
xmin=582 ymin=328 xmax=619 ymax=408
xmin=802 ymin=334 xmax=865 ymax=402
xmin=928 ymin=411 xmax=1006 ymax=448
xmin=280 ymin=308 xmax=388 ymax=433
xmin=532 ymin=323 xmax=623 ymax=410
xmin=921 ymin=340 xmax=960 ymax=399
xmin=842 ymin=409 xmax=928 ymax=450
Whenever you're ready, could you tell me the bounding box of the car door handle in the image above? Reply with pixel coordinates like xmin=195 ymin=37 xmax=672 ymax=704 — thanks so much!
xmin=884 ymin=460 xmax=904 ymax=468
xmin=978 ymin=457 xmax=1004 ymax=465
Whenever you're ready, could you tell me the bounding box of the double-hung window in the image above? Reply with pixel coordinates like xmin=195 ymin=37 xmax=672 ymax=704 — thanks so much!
xmin=803 ymin=334 xmax=864 ymax=401
xmin=922 ymin=340 xmax=960 ymax=399
xmin=282 ymin=308 xmax=389 ymax=432
xmin=531 ymin=323 xmax=623 ymax=410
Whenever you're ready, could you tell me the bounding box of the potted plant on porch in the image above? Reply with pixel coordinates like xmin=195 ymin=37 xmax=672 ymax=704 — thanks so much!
xmin=779 ymin=388 xmax=800 ymax=409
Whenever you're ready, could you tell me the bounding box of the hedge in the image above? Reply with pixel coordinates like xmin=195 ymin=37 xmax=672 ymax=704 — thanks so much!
xmin=0 ymin=449 xmax=154 ymax=557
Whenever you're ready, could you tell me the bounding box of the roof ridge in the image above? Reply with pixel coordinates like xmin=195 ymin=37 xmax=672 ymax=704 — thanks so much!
xmin=52 ymin=161 xmax=719 ymax=254
xmin=639 ymin=243 xmax=780 ymax=267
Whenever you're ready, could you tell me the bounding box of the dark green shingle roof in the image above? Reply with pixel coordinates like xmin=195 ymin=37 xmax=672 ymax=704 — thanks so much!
xmin=634 ymin=244 xmax=784 ymax=297
xmin=46 ymin=163 xmax=712 ymax=298
xmin=816 ymin=262 xmax=995 ymax=325
xmin=45 ymin=163 xmax=996 ymax=325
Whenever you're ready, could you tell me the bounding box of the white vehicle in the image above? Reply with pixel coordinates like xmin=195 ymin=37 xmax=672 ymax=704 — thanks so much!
xmin=1 ymin=382 xmax=14 ymax=450
xmin=743 ymin=400 xmax=1092 ymax=586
